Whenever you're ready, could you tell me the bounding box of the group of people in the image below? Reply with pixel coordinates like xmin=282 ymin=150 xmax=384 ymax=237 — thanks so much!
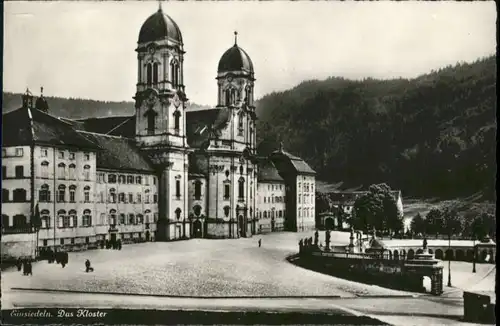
xmin=16 ymin=258 xmax=33 ymax=276
xmin=105 ymin=239 xmax=122 ymax=250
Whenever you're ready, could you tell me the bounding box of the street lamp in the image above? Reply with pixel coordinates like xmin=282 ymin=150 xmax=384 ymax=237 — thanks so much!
xmin=472 ymin=235 xmax=476 ymax=273
xmin=447 ymin=232 xmax=452 ymax=287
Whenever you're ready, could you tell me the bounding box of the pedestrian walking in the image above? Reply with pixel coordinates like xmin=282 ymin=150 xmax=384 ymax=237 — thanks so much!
xmin=258 ymin=239 xmax=262 ymax=247
xmin=16 ymin=257 xmax=22 ymax=271
xmin=85 ymin=259 xmax=94 ymax=272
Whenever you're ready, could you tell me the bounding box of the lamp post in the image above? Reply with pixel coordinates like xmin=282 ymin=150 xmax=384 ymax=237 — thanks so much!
xmin=447 ymin=232 xmax=452 ymax=287
xmin=472 ymin=235 xmax=476 ymax=273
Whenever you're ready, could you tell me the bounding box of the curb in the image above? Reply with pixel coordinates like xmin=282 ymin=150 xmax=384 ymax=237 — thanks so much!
xmin=10 ymin=288 xmax=345 ymax=299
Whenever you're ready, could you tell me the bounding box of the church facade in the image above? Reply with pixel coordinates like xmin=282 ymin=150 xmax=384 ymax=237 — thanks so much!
xmin=1 ymin=7 xmax=315 ymax=259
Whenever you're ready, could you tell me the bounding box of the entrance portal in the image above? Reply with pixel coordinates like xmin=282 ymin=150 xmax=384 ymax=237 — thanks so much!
xmin=325 ymin=217 xmax=334 ymax=230
xmin=193 ymin=220 xmax=202 ymax=238
xmin=145 ymin=231 xmax=150 ymax=241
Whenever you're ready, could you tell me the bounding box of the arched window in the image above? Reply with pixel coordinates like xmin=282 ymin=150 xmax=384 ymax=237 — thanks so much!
xmin=69 ymin=209 xmax=77 ymax=228
xmin=84 ymin=186 xmax=91 ymax=203
xmin=225 ymin=89 xmax=231 ymax=106
xmin=109 ymin=188 xmax=116 ymax=203
xmin=40 ymin=210 xmax=50 ymax=228
xmin=108 ymin=174 xmax=117 ymax=183
xmin=2 ymin=214 xmax=10 ymax=228
xmin=83 ymin=209 xmax=92 ymax=227
xmin=57 ymin=163 xmax=66 ymax=179
xmin=109 ymin=209 xmax=117 ymax=225
xmin=231 ymin=88 xmax=236 ymax=104
xmin=173 ymin=111 xmax=181 ymax=131
xmin=194 ymin=205 xmax=202 ymax=217
xmin=69 ymin=185 xmax=76 ymax=202
xmin=13 ymin=214 xmax=27 ymax=228
xmin=175 ymin=208 xmax=182 ymax=220
xmin=83 ymin=165 xmax=91 ymax=181
xmin=145 ymin=209 xmax=152 ymax=223
xmin=13 ymin=188 xmax=27 ymax=202
xmin=2 ymin=188 xmax=9 ymax=202
xmin=175 ymin=180 xmax=181 ymax=198
xmin=170 ymin=60 xmax=179 ymax=88
xmin=238 ymin=112 xmax=244 ymax=132
xmin=264 ymin=211 xmax=267 ymax=218
xmin=145 ymin=110 xmax=157 ymax=135
xmin=238 ymin=177 xmax=245 ymax=200
xmin=194 ymin=180 xmax=202 ymax=200
xmin=245 ymin=86 xmax=251 ymax=105
xmin=41 ymin=161 xmax=49 ymax=178
xmin=146 ymin=63 xmax=152 ymax=85
xmin=153 ymin=62 xmax=159 ymax=84
xmin=69 ymin=164 xmax=76 ymax=180
xmin=57 ymin=209 xmax=67 ymax=228
xmin=119 ymin=213 xmax=126 ymax=225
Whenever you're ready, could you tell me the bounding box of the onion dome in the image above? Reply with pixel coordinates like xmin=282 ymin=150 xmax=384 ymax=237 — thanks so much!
xmin=138 ymin=7 xmax=182 ymax=44
xmin=218 ymin=32 xmax=254 ymax=73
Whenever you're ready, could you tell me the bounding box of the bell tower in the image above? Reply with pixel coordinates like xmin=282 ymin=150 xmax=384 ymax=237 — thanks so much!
xmin=134 ymin=5 xmax=190 ymax=241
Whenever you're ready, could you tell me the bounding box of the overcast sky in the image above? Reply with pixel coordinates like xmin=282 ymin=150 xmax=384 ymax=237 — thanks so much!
xmin=3 ymin=1 xmax=496 ymax=105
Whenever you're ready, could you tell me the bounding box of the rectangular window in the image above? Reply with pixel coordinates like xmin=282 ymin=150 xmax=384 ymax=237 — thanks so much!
xmin=43 ymin=239 xmax=48 ymax=246
xmin=137 ymin=193 xmax=142 ymax=203
xmin=69 ymin=191 xmax=75 ymax=203
xmin=154 ymin=194 xmax=158 ymax=203
xmin=118 ymin=193 xmax=125 ymax=203
xmin=108 ymin=174 xmax=116 ymax=183
xmin=224 ymin=184 xmax=230 ymax=200
xmin=16 ymin=148 xmax=23 ymax=157
xmin=84 ymin=191 xmax=90 ymax=203
xmin=119 ymin=214 xmax=126 ymax=225
xmin=60 ymin=238 xmax=64 ymax=245
xmin=84 ymin=153 xmax=90 ymax=161
xmin=2 ymin=166 xmax=5 ymax=179
xmin=69 ymin=152 xmax=75 ymax=160
xmin=127 ymin=176 xmax=134 ymax=184
xmin=129 ymin=193 xmax=134 ymax=203
xmin=58 ymin=151 xmax=64 ymax=159
xmin=15 ymin=166 xmax=23 ymax=178
xmin=145 ymin=176 xmax=150 ymax=186
xmin=41 ymin=148 xmax=48 ymax=157
xmin=136 ymin=176 xmax=142 ymax=184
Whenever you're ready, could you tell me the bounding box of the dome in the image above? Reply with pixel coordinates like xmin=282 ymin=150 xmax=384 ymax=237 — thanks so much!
xmin=218 ymin=43 xmax=254 ymax=73
xmin=138 ymin=8 xmax=182 ymax=44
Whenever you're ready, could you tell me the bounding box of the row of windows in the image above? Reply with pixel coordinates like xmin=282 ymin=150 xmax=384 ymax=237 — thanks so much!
xmin=262 ymin=196 xmax=285 ymax=204
xmin=145 ymin=61 xmax=180 ymax=87
xmin=2 ymin=148 xmax=24 ymax=158
xmin=102 ymin=189 xmax=157 ymax=204
xmin=224 ymin=87 xmax=252 ymax=107
xmin=267 ymin=184 xmax=283 ymax=191
xmin=259 ymin=210 xmax=286 ymax=219
xmin=145 ymin=110 xmax=181 ymax=135
xmin=40 ymin=149 xmax=91 ymax=161
xmin=298 ymin=208 xmax=315 ymax=218
xmin=38 ymin=184 xmax=92 ymax=203
xmin=2 ymin=188 xmax=28 ymax=202
xmin=39 ymin=162 xmax=92 ymax=180
xmin=97 ymin=173 xmax=156 ymax=186
xmin=2 ymin=165 xmax=25 ymax=179
xmin=222 ymin=179 xmax=245 ymax=200
xmin=298 ymin=194 xmax=315 ymax=204
xmin=298 ymin=182 xmax=314 ymax=193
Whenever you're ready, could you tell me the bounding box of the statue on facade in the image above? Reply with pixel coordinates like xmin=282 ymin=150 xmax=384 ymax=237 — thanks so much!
xmin=423 ymin=237 xmax=428 ymax=251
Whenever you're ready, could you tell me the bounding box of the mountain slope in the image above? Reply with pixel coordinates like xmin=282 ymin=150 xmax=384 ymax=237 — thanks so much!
xmin=255 ymin=56 xmax=496 ymax=200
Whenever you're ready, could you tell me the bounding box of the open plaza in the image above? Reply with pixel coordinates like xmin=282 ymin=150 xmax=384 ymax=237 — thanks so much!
xmin=2 ymin=230 xmax=495 ymax=324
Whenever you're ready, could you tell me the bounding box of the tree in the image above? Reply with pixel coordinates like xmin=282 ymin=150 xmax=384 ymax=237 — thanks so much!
xmin=410 ymin=213 xmax=426 ymax=236
xmin=442 ymin=207 xmax=462 ymax=237
xmin=425 ymin=208 xmax=443 ymax=238
xmin=352 ymin=183 xmax=402 ymax=234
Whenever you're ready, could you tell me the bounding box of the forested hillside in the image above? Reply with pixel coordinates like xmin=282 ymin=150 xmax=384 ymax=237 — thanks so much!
xmin=255 ymin=56 xmax=496 ymax=200
xmin=2 ymin=93 xmax=211 ymax=119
